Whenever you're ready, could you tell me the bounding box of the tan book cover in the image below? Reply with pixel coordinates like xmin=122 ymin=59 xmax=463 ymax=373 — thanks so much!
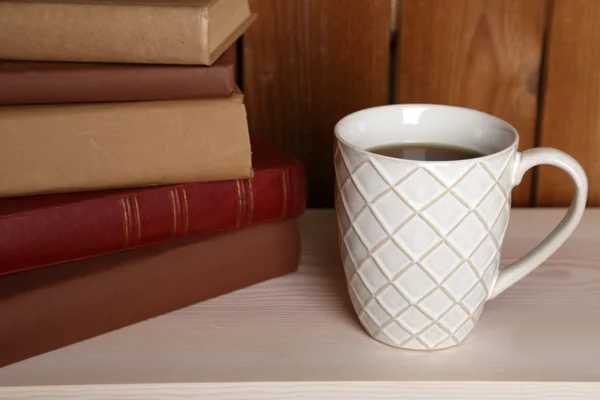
xmin=0 ymin=93 xmax=252 ymax=197
xmin=0 ymin=0 xmax=256 ymax=65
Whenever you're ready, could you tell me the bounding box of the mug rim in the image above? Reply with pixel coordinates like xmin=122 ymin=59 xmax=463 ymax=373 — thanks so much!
xmin=334 ymin=103 xmax=519 ymax=164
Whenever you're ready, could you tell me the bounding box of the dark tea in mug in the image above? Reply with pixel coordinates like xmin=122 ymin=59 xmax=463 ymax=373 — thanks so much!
xmin=367 ymin=144 xmax=485 ymax=161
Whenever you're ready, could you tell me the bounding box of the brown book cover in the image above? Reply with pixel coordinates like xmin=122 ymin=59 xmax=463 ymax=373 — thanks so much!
xmin=0 ymin=0 xmax=256 ymax=65
xmin=0 ymin=93 xmax=252 ymax=198
xmin=0 ymin=218 xmax=301 ymax=368
xmin=0 ymin=48 xmax=236 ymax=105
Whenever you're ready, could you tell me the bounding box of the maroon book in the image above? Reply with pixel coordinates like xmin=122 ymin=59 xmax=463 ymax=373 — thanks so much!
xmin=0 ymin=218 xmax=301 ymax=368
xmin=0 ymin=138 xmax=306 ymax=276
xmin=0 ymin=48 xmax=235 ymax=105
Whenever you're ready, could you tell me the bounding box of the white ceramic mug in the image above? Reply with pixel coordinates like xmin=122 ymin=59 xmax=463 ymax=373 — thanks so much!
xmin=333 ymin=104 xmax=588 ymax=350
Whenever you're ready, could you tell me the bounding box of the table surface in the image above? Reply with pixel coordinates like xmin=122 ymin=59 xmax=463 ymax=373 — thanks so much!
xmin=0 ymin=209 xmax=599 ymax=399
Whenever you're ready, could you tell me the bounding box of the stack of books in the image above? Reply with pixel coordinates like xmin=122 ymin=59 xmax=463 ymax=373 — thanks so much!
xmin=0 ymin=0 xmax=306 ymax=367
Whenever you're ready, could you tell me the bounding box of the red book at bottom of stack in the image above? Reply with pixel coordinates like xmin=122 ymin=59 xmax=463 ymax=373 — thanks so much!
xmin=0 ymin=137 xmax=306 ymax=275
xmin=0 ymin=218 xmax=301 ymax=368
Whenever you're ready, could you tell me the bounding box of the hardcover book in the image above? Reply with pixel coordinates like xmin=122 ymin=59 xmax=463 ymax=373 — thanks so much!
xmin=0 ymin=48 xmax=236 ymax=105
xmin=0 ymin=93 xmax=252 ymax=197
xmin=0 ymin=218 xmax=301 ymax=368
xmin=0 ymin=138 xmax=306 ymax=275
xmin=0 ymin=0 xmax=256 ymax=65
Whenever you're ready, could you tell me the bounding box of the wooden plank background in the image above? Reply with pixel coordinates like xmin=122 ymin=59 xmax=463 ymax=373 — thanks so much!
xmin=240 ymin=0 xmax=598 ymax=208
xmin=242 ymin=0 xmax=391 ymax=207
xmin=536 ymin=0 xmax=600 ymax=206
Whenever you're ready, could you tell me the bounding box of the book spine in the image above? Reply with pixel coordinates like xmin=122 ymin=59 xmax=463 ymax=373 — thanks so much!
xmin=0 ymin=2 xmax=209 ymax=64
xmin=0 ymin=60 xmax=235 ymax=105
xmin=0 ymin=96 xmax=252 ymax=197
xmin=0 ymin=164 xmax=306 ymax=276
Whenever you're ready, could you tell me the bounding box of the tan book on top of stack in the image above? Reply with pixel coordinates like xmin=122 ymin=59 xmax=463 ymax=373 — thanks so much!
xmin=0 ymin=0 xmax=257 ymax=65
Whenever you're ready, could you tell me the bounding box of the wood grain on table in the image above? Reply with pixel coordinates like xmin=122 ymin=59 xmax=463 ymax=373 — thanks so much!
xmin=537 ymin=0 xmax=600 ymax=207
xmin=0 ymin=209 xmax=599 ymax=399
xmin=243 ymin=0 xmax=391 ymax=208
xmin=395 ymin=0 xmax=546 ymax=206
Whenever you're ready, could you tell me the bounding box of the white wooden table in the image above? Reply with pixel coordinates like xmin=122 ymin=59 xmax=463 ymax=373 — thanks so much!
xmin=0 ymin=209 xmax=599 ymax=399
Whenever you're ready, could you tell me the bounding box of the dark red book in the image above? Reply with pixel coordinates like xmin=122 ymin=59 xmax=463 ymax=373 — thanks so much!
xmin=0 ymin=218 xmax=301 ymax=368
xmin=0 ymin=48 xmax=234 ymax=105
xmin=0 ymin=138 xmax=306 ymax=276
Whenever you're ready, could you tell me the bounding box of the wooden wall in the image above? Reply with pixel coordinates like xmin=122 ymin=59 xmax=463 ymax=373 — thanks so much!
xmin=239 ymin=0 xmax=599 ymax=208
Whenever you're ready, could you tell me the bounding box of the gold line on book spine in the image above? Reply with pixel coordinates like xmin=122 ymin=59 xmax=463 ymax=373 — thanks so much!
xmin=236 ymin=179 xmax=242 ymax=228
xmin=169 ymin=190 xmax=177 ymax=240
xmin=240 ymin=179 xmax=247 ymax=226
xmin=120 ymin=198 xmax=130 ymax=249
xmin=133 ymin=196 xmax=142 ymax=246
xmin=248 ymin=179 xmax=254 ymax=225
xmin=181 ymin=187 xmax=189 ymax=237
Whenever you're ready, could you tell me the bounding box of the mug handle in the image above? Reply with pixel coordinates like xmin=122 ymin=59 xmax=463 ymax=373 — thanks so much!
xmin=488 ymin=148 xmax=588 ymax=300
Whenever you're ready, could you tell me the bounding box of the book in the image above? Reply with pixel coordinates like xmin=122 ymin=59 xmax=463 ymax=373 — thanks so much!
xmin=0 ymin=218 xmax=301 ymax=368
xmin=0 ymin=93 xmax=252 ymax=198
xmin=0 ymin=48 xmax=236 ymax=105
xmin=0 ymin=0 xmax=256 ymax=65
xmin=0 ymin=138 xmax=306 ymax=276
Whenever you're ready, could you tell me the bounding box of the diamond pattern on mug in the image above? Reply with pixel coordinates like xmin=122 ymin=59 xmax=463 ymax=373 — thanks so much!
xmin=394 ymin=215 xmax=442 ymax=259
xmin=359 ymin=309 xmax=381 ymax=339
xmin=452 ymin=164 xmax=495 ymax=208
xmin=483 ymin=152 xmax=511 ymax=179
xmin=418 ymin=289 xmax=453 ymax=319
xmin=396 ymin=168 xmax=446 ymax=209
xmin=354 ymin=208 xmax=388 ymax=250
xmin=446 ymin=213 xmax=488 ymax=258
xmin=422 ymin=193 xmax=470 ymax=235
xmin=394 ymin=265 xmax=436 ymax=303
xmin=339 ymin=144 xmax=367 ymax=174
xmin=340 ymin=180 xmax=366 ymax=217
xmin=483 ymin=254 xmax=500 ymax=283
xmin=358 ymin=258 xmax=388 ymax=293
xmin=421 ymin=324 xmax=450 ymax=348
xmin=420 ymin=244 xmax=462 ymax=283
xmin=424 ymin=162 xmax=475 ymax=187
xmin=353 ymin=161 xmax=390 ymax=202
xmin=335 ymin=140 xmax=514 ymax=350
xmin=334 ymin=148 xmax=350 ymax=187
xmin=438 ymin=304 xmax=470 ymax=332
xmin=335 ymin=193 xmax=351 ymax=236
xmin=377 ymin=285 xmax=410 ymax=316
xmin=403 ymin=338 xmax=426 ymax=350
xmin=343 ymin=229 xmax=368 ymax=265
xmin=477 ymin=185 xmax=507 ymax=228
xmin=473 ymin=303 xmax=485 ymax=321
xmin=349 ymin=274 xmax=371 ymax=305
xmin=455 ymin=318 xmax=476 ymax=342
xmin=372 ymin=240 xmax=412 ymax=280
xmin=397 ymin=307 xmax=431 ymax=334
xmin=499 ymin=164 xmax=513 ymax=194
xmin=381 ymin=322 xmax=412 ymax=346
xmin=371 ymin=190 xmax=414 ymax=234
xmin=442 ymin=262 xmax=479 ymax=302
xmin=340 ymin=242 xmax=355 ymax=279
xmin=492 ymin=206 xmax=510 ymax=244
xmin=470 ymin=236 xmax=497 ymax=275
xmin=364 ymin=299 xmax=391 ymax=326
xmin=370 ymin=156 xmax=418 ymax=185
xmin=440 ymin=337 xmax=457 ymax=349
xmin=462 ymin=283 xmax=487 ymax=313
